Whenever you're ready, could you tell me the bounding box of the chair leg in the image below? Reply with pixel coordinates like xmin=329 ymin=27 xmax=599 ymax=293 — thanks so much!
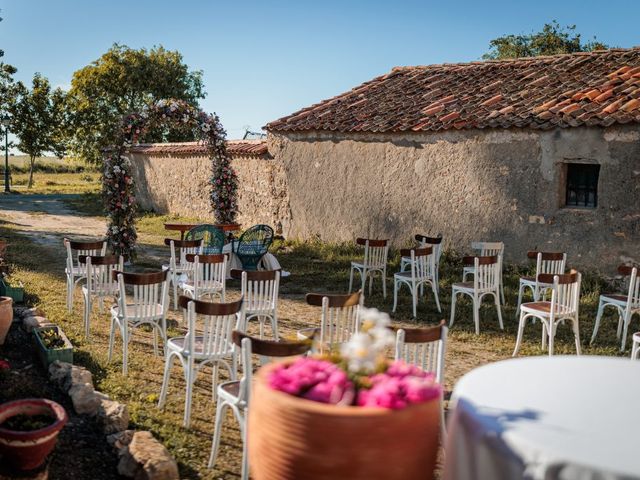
xmin=495 ymin=292 xmax=503 ymax=330
xmin=173 ymin=276 xmax=178 ymax=310
xmin=83 ymin=293 xmax=91 ymax=340
xmin=239 ymin=408 xmax=249 ymax=480
xmin=208 ymin=401 xmax=229 ymax=468
xmin=107 ymin=318 xmax=117 ymax=363
xmin=392 ymin=279 xmax=399 ymax=313
xmin=573 ymin=317 xmax=582 ymax=355
xmin=472 ymin=296 xmax=480 ymax=335
xmin=212 ymin=362 xmax=220 ymax=402
xmin=122 ymin=325 xmax=129 ymax=376
xmin=621 ymin=311 xmax=632 ymax=352
xmin=449 ymin=291 xmax=458 ymax=327
xmin=432 ymin=281 xmax=442 ymax=313
xmin=512 ymin=312 xmax=527 ymax=356
xmin=382 ymin=269 xmax=387 ymax=299
xmin=367 ymin=270 xmax=372 ymax=296
xmin=590 ymin=300 xmax=605 ymax=344
xmin=183 ymin=359 xmax=195 ymax=428
xmin=500 ymin=278 xmax=506 ymax=305
xmin=515 ymin=282 xmax=524 ymax=319
xmin=66 ymin=275 xmax=73 ymax=313
xmin=271 ymin=312 xmax=279 ymax=340
xmin=411 ymin=283 xmax=417 ymax=319
xmin=548 ymin=322 xmax=555 ymax=356
xmin=158 ymin=353 xmax=175 ymax=409
xmin=541 ymin=322 xmax=547 ymax=350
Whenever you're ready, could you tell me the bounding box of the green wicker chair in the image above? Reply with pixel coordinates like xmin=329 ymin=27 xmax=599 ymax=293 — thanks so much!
xmin=185 ymin=224 xmax=225 ymax=254
xmin=232 ymin=225 xmax=274 ymax=271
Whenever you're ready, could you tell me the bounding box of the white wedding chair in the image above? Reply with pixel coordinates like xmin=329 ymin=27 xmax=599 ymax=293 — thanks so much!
xmin=631 ymin=332 xmax=640 ymax=360
xmin=79 ymin=254 xmax=124 ymax=339
xmin=462 ymin=242 xmax=505 ymax=304
xmin=393 ymin=247 xmax=441 ymax=318
xmin=231 ymin=269 xmax=280 ymax=340
xmin=208 ymin=331 xmax=311 ymax=480
xmin=395 ymin=320 xmax=448 ymax=440
xmin=108 ymin=270 xmax=169 ymax=375
xmin=401 ymin=234 xmax=443 ymax=295
xmin=64 ymin=238 xmax=106 ymax=312
xmin=180 ymin=253 xmax=227 ymax=302
xmin=298 ymin=290 xmax=363 ymax=353
xmin=162 ymin=238 xmax=202 ymax=309
xmin=590 ymin=265 xmax=640 ymax=351
xmin=450 ymin=255 xmax=503 ymax=334
xmin=515 ymin=251 xmax=567 ymax=318
xmin=349 ymin=238 xmax=389 ymax=298
xmin=158 ymin=296 xmax=244 ymax=427
xmin=513 ymin=271 xmax=582 ymax=356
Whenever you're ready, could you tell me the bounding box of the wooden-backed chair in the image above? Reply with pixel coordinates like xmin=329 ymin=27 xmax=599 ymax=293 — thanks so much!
xmin=513 ymin=271 xmax=582 ymax=357
xmin=450 ymin=256 xmax=503 ymax=334
xmin=462 ymin=242 xmax=505 ymax=304
xmin=64 ymin=238 xmax=107 ymax=312
xmin=231 ymin=269 xmax=280 ymax=339
xmin=180 ymin=253 xmax=227 ymax=302
xmin=78 ymin=254 xmax=124 ymax=339
xmin=401 ymin=234 xmax=443 ymax=295
xmin=299 ymin=290 xmax=363 ymax=353
xmin=158 ymin=296 xmax=244 ymax=427
xmin=208 ymin=331 xmax=311 ymax=479
xmin=392 ymin=246 xmax=441 ymax=318
xmin=516 ymin=251 xmax=567 ymax=318
xmin=163 ymin=238 xmax=202 ymax=309
xmin=349 ymin=238 xmax=389 ymax=298
xmin=108 ymin=270 xmax=169 ymax=375
xmin=590 ymin=265 xmax=640 ymax=351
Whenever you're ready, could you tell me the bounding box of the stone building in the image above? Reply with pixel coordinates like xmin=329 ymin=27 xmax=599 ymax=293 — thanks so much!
xmin=130 ymin=48 xmax=640 ymax=271
xmin=264 ymin=48 xmax=640 ymax=270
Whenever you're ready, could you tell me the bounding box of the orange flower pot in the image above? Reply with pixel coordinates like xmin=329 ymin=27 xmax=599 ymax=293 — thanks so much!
xmin=248 ymin=362 xmax=440 ymax=480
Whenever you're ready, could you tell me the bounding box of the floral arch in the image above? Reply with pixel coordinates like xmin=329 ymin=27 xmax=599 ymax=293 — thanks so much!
xmin=103 ymin=99 xmax=238 ymax=258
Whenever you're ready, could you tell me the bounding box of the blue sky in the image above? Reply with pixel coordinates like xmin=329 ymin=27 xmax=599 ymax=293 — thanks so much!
xmin=1 ymin=0 xmax=639 ymax=140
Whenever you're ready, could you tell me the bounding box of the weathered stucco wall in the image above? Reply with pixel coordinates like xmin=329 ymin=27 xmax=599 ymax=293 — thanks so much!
xmin=268 ymin=125 xmax=640 ymax=272
xmin=128 ymin=152 xmax=291 ymax=231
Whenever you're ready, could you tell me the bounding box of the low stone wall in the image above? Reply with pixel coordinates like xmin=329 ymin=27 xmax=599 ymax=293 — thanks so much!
xmin=128 ymin=141 xmax=291 ymax=233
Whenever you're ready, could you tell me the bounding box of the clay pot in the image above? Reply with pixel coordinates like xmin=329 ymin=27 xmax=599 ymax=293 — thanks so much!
xmin=0 ymin=399 xmax=68 ymax=471
xmin=248 ymin=362 xmax=440 ymax=480
xmin=0 ymin=296 xmax=12 ymax=345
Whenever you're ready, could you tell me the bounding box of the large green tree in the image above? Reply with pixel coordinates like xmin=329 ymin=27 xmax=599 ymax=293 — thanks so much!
xmin=11 ymin=73 xmax=67 ymax=187
xmin=66 ymin=44 xmax=206 ymax=163
xmin=483 ymin=21 xmax=609 ymax=60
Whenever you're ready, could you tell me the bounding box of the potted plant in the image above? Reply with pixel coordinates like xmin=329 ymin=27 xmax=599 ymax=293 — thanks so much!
xmin=248 ymin=309 xmax=442 ymax=480
xmin=0 ymin=296 xmax=12 ymax=345
xmin=33 ymin=325 xmax=73 ymax=369
xmin=0 ymin=398 xmax=68 ymax=471
xmin=0 ymin=276 xmax=24 ymax=303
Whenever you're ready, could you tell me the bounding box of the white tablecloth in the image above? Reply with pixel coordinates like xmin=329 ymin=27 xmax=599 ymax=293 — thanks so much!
xmin=443 ymin=356 xmax=640 ymax=480
xmin=221 ymin=244 xmax=284 ymax=278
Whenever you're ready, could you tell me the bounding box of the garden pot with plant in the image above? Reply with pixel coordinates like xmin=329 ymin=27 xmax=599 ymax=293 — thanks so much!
xmin=0 ymin=296 xmax=12 ymax=345
xmin=33 ymin=325 xmax=73 ymax=369
xmin=248 ymin=309 xmax=441 ymax=480
xmin=0 ymin=398 xmax=68 ymax=471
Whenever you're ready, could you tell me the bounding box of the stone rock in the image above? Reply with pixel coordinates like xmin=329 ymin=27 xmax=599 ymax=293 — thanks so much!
xmin=99 ymin=399 xmax=129 ymax=434
xmin=12 ymin=306 xmax=44 ymax=321
xmin=69 ymin=382 xmax=101 ymax=416
xmin=117 ymin=431 xmax=179 ymax=480
xmin=48 ymin=361 xmax=93 ymax=393
xmin=107 ymin=429 xmax=134 ymax=450
xmin=23 ymin=316 xmax=53 ymax=333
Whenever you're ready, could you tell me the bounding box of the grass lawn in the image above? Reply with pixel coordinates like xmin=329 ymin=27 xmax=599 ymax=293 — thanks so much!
xmin=0 ymin=193 xmax=633 ymax=478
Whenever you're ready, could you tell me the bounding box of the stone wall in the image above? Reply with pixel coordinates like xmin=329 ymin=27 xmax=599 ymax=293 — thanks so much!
xmin=268 ymin=125 xmax=640 ymax=272
xmin=128 ymin=146 xmax=291 ymax=232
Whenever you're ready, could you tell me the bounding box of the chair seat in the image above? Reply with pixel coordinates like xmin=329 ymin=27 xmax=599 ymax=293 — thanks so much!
xmin=351 ymin=262 xmax=384 ymax=270
xmin=82 ymin=285 xmax=118 ymax=296
xmin=521 ymin=301 xmax=574 ymax=316
xmin=167 ymin=336 xmax=232 ymax=359
xmin=633 ymin=332 xmax=640 ymax=344
xmin=394 ymin=271 xmax=431 ymax=282
xmin=162 ymin=264 xmax=192 ymax=274
xmin=111 ymin=303 xmax=164 ymax=320
xmin=66 ymin=266 xmax=86 ymax=277
xmin=519 ymin=276 xmax=553 ymax=286
xmin=600 ymin=293 xmax=628 ymax=304
xmin=217 ymin=380 xmax=245 ymax=406
xmin=452 ymin=281 xmax=475 ymax=290
xmin=297 ymin=327 xmax=320 ymax=341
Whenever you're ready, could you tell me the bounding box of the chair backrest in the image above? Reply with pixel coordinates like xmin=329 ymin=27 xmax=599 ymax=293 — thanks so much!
xmin=394 ymin=320 xmax=447 ymax=384
xmin=415 ymin=234 xmax=443 ymax=265
xmin=164 ymin=239 xmax=202 ymax=270
xmin=236 ymin=225 xmax=274 ymax=256
xmin=527 ymin=251 xmax=567 ymax=277
xmin=65 ymin=238 xmax=107 ymax=274
xmin=538 ymin=270 xmax=581 ymax=316
xmin=463 ymin=255 xmax=499 ymax=291
xmin=305 ymin=290 xmax=363 ymax=351
xmin=179 ymin=296 xmax=243 ymax=357
xmin=356 ymin=238 xmax=389 ymax=269
xmin=185 ymin=254 xmax=227 ymax=294
xmin=232 ymin=330 xmax=312 ymax=405
xmin=472 ymin=241 xmax=504 ymax=274
xmin=399 ymin=246 xmax=434 ymax=281
xmin=618 ymin=265 xmax=640 ymax=308
xmin=231 ymin=269 xmax=280 ymax=313
xmin=114 ymin=270 xmax=169 ymax=321
xmin=79 ymin=254 xmax=124 ymax=295
xmin=185 ymin=224 xmax=225 ymax=254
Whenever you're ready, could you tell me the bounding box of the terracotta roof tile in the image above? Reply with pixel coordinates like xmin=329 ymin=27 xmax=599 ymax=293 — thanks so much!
xmin=128 ymin=140 xmax=268 ymax=157
xmin=266 ymin=48 xmax=640 ymax=133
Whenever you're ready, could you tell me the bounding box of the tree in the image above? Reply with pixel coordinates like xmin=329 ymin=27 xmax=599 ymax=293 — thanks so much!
xmin=66 ymin=44 xmax=206 ymax=164
xmin=11 ymin=73 xmax=67 ymax=188
xmin=483 ymin=21 xmax=609 ymax=60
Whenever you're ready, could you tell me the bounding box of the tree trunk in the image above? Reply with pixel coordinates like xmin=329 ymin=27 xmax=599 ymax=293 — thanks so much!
xmin=28 ymin=156 xmax=35 ymax=188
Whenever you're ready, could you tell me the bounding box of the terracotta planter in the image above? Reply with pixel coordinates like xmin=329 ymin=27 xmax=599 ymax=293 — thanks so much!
xmin=0 ymin=296 xmax=12 ymax=345
xmin=0 ymin=399 xmax=68 ymax=471
xmin=248 ymin=362 xmax=440 ymax=480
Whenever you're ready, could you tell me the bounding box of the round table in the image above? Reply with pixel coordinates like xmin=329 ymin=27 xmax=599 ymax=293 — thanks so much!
xmin=163 ymin=223 xmax=197 ymax=240
xmin=443 ymin=356 xmax=640 ymax=480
